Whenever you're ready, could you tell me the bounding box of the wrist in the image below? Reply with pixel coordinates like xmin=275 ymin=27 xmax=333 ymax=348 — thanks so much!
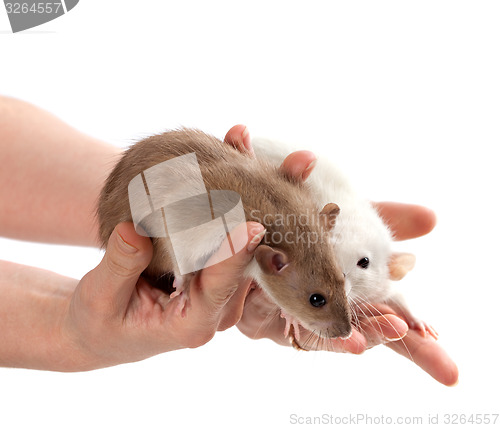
xmin=55 ymin=296 xmax=102 ymax=372
xmin=0 ymin=261 xmax=103 ymax=372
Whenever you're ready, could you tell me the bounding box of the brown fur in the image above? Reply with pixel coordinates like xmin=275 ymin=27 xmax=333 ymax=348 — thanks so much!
xmin=97 ymin=129 xmax=351 ymax=337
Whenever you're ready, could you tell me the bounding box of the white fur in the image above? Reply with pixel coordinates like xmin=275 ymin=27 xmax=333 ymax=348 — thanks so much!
xmin=252 ymin=137 xmax=397 ymax=307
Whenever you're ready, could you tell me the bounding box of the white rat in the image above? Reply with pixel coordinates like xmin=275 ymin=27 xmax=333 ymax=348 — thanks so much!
xmin=252 ymin=137 xmax=438 ymax=342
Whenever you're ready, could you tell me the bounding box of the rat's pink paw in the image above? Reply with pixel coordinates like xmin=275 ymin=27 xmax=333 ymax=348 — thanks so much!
xmin=171 ymin=291 xmax=189 ymax=317
xmin=170 ymin=277 xmax=184 ymax=299
xmin=383 ymin=295 xmax=439 ymax=341
xmin=407 ymin=317 xmax=439 ymax=340
xmin=423 ymin=322 xmax=439 ymax=340
xmin=281 ymin=310 xmax=301 ymax=341
xmin=170 ymin=277 xmax=190 ymax=317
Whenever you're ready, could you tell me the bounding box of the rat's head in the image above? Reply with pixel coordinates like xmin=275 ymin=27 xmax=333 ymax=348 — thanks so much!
xmin=254 ymin=203 xmax=352 ymax=339
xmin=330 ymin=202 xmax=393 ymax=305
xmin=330 ymin=201 xmax=415 ymax=307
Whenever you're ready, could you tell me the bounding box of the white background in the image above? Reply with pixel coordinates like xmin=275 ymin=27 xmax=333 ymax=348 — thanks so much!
xmin=1 ymin=1 xmax=499 ymax=427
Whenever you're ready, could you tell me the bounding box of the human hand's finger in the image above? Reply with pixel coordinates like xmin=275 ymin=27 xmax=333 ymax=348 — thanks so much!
xmin=357 ymin=303 xmax=458 ymax=386
xmin=385 ymin=329 xmax=459 ymax=386
xmin=192 ymin=222 xmax=265 ymax=330
xmin=224 ymin=125 xmax=318 ymax=182
xmin=81 ymin=222 xmax=153 ymax=317
xmin=299 ymin=328 xmax=368 ymax=354
xmin=358 ymin=315 xmax=409 ymax=347
xmin=224 ymin=124 xmax=253 ymax=156
xmin=237 ymin=286 xmax=290 ymax=346
xmin=372 ymin=202 xmax=437 ymax=241
xmin=280 ymin=151 xmax=317 ymax=181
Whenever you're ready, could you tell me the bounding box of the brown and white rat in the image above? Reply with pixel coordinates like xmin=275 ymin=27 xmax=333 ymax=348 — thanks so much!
xmin=97 ymin=128 xmax=352 ymax=339
xmin=252 ymin=137 xmax=438 ymax=340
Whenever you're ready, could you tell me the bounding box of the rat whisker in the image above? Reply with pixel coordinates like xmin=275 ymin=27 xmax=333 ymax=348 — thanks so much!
xmin=351 ymin=296 xmax=382 ymax=339
xmin=303 ymin=330 xmax=315 ymax=351
xmin=323 ymin=329 xmax=330 ymax=352
xmin=355 ymin=295 xmax=387 ymax=335
xmin=315 ymin=330 xmax=323 ymax=353
xmin=297 ymin=328 xmax=316 ymax=352
xmin=354 ymin=294 xmax=414 ymax=363
xmin=254 ymin=304 xmax=282 ymax=340
xmin=348 ymin=297 xmax=362 ymax=331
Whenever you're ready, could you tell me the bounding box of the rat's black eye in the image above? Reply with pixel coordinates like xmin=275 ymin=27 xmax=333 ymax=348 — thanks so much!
xmin=309 ymin=293 xmax=326 ymax=308
xmin=357 ymin=257 xmax=370 ymax=269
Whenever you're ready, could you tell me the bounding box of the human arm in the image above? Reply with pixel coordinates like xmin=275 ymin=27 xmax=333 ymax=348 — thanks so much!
xmin=0 ymin=102 xmax=264 ymax=370
xmin=0 ymin=95 xmax=121 ymax=246
xmin=0 ymin=101 xmax=456 ymax=382
xmin=0 ymin=221 xmax=264 ymax=371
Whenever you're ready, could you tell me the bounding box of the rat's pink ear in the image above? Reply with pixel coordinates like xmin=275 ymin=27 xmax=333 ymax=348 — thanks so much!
xmin=255 ymin=245 xmax=289 ymax=275
xmin=389 ymin=252 xmax=416 ymax=281
xmin=319 ymin=203 xmax=340 ymax=231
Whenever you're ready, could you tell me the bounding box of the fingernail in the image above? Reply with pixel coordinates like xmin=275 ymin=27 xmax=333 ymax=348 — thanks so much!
xmin=302 ymin=159 xmax=317 ymax=180
xmin=117 ymin=232 xmax=138 ymax=254
xmin=242 ymin=127 xmax=254 ymax=155
xmin=242 ymin=126 xmax=249 ymax=140
xmin=384 ymin=335 xmax=404 ymax=342
xmin=384 ymin=328 xmax=408 ymax=341
xmin=247 ymin=228 xmax=266 ymax=253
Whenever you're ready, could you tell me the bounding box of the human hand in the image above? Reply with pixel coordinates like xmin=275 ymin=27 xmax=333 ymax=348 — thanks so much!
xmin=225 ymin=125 xmax=458 ymax=386
xmin=60 ymin=219 xmax=265 ymax=370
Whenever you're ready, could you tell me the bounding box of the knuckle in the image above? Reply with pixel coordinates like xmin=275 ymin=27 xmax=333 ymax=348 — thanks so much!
xmin=78 ymin=276 xmax=118 ymax=322
xmin=82 ymin=292 xmax=115 ymax=320
xmin=218 ymin=312 xmax=241 ymax=332
xmin=78 ymin=275 xmax=109 ymax=315
xmin=206 ymin=283 xmax=239 ymax=308
xmin=105 ymin=254 xmax=136 ymax=278
xmin=210 ymin=292 xmax=233 ymax=309
xmin=186 ymin=329 xmax=215 ymax=349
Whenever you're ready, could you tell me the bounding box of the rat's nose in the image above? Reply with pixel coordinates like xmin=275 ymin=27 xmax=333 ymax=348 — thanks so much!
xmin=325 ymin=322 xmax=352 ymax=339
xmin=339 ymin=324 xmax=353 ymax=340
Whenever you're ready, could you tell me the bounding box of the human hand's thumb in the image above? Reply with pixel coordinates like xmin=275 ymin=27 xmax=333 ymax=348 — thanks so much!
xmin=197 ymin=222 xmax=265 ymax=316
xmin=84 ymin=222 xmax=153 ymax=316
